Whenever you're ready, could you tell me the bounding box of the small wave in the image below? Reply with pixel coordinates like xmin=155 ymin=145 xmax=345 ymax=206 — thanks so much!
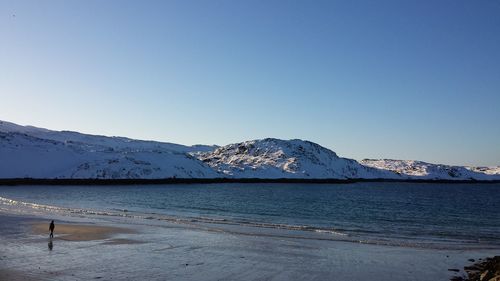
xmin=0 ymin=196 xmax=124 ymax=217
xmin=0 ymin=196 xmax=67 ymax=211
xmin=314 ymin=229 xmax=347 ymax=236
xmin=182 ymin=215 xmax=349 ymax=236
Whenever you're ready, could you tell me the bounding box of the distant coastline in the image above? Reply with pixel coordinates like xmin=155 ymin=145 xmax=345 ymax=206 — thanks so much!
xmin=2 ymin=120 xmax=499 ymax=182
xmin=1 ymin=177 xmax=499 ymax=186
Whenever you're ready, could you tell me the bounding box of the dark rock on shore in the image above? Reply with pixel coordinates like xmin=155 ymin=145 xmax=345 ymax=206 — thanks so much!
xmin=451 ymin=256 xmax=500 ymax=281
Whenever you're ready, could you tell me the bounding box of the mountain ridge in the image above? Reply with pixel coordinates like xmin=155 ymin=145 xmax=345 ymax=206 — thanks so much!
xmin=1 ymin=120 xmax=499 ymax=181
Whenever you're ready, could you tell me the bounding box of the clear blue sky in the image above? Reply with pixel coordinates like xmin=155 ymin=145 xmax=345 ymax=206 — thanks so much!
xmin=1 ymin=0 xmax=499 ymax=166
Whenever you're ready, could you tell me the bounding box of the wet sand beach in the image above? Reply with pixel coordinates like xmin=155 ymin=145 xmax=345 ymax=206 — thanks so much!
xmin=1 ymin=212 xmax=499 ymax=281
xmin=31 ymin=222 xmax=135 ymax=241
xmin=0 ymin=268 xmax=39 ymax=281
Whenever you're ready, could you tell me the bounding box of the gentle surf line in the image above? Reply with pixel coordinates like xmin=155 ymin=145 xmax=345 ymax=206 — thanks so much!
xmin=0 ymin=196 xmax=346 ymax=235
xmin=2 ymin=195 xmax=499 ymax=251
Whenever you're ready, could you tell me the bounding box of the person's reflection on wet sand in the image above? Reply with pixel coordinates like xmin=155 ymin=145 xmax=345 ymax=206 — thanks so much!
xmin=48 ymin=239 xmax=53 ymax=251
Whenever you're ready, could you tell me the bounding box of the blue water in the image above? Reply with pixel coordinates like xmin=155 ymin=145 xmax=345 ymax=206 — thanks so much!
xmin=1 ymin=182 xmax=499 ymax=246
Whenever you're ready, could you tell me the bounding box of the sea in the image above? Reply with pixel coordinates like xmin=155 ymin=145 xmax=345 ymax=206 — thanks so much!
xmin=1 ymin=182 xmax=499 ymax=249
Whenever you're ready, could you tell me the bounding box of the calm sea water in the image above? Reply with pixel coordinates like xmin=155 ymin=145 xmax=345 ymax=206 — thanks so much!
xmin=1 ymin=182 xmax=499 ymax=246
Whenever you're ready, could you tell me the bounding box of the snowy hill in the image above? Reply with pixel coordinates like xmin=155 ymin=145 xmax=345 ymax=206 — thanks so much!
xmin=360 ymin=159 xmax=500 ymax=181
xmin=0 ymin=121 xmax=219 ymax=179
xmin=1 ymin=120 xmax=499 ymax=181
xmin=0 ymin=121 xmax=216 ymax=153
xmin=197 ymin=138 xmax=399 ymax=179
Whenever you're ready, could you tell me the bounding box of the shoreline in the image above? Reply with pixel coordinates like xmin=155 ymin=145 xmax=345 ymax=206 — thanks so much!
xmin=1 ymin=177 xmax=499 ymax=186
xmin=1 ymin=211 xmax=498 ymax=280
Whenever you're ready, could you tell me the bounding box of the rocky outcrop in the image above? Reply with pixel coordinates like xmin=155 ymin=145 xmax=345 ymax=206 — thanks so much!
xmin=451 ymin=256 xmax=500 ymax=281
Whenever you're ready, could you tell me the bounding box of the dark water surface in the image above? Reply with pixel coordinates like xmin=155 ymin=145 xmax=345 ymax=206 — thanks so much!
xmin=1 ymin=182 xmax=499 ymax=245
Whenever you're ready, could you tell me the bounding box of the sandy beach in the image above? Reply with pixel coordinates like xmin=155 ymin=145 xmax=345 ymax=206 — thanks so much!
xmin=31 ymin=222 xmax=135 ymax=242
xmin=0 ymin=211 xmax=498 ymax=281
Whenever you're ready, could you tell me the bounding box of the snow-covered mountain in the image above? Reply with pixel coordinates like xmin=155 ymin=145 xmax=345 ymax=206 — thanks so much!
xmin=0 ymin=121 xmax=216 ymax=153
xmin=0 ymin=121 xmax=219 ymax=179
xmin=197 ymin=138 xmax=399 ymax=179
xmin=360 ymin=159 xmax=500 ymax=181
xmin=1 ymin=120 xmax=499 ymax=181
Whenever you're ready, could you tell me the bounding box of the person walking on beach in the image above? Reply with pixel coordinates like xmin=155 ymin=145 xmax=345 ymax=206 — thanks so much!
xmin=49 ymin=220 xmax=55 ymax=238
